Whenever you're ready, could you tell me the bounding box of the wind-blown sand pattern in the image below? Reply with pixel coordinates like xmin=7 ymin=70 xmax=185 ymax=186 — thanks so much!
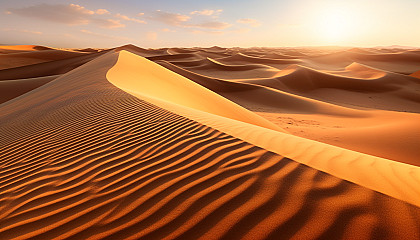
xmin=1 ymin=45 xmax=420 ymax=240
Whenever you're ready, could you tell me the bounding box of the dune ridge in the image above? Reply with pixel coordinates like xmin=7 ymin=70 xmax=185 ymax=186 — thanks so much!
xmin=106 ymin=50 xmax=420 ymax=207
xmin=107 ymin=50 xmax=282 ymax=132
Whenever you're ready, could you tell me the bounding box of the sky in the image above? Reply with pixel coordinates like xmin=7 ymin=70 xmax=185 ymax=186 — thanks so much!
xmin=1 ymin=0 xmax=420 ymax=48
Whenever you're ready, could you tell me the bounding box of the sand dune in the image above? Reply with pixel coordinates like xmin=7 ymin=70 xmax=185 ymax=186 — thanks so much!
xmin=342 ymin=62 xmax=387 ymax=78
xmin=0 ymin=49 xmax=90 ymax=70
xmin=106 ymin=50 xmax=420 ymax=200
xmin=0 ymin=50 xmax=109 ymax=80
xmin=245 ymin=64 xmax=400 ymax=92
xmin=154 ymin=56 xmax=420 ymax=164
xmin=261 ymin=52 xmax=299 ymax=59
xmin=235 ymin=64 xmax=420 ymax=112
xmin=182 ymin=59 xmax=280 ymax=79
xmin=216 ymin=53 xmax=301 ymax=65
xmin=0 ymin=45 xmax=52 ymax=53
xmin=154 ymin=61 xmax=366 ymax=116
xmin=147 ymin=53 xmax=203 ymax=62
xmin=155 ymin=60 xmax=259 ymax=92
xmin=307 ymin=48 xmax=420 ymax=74
xmin=1 ymin=45 xmax=420 ymax=240
xmin=107 ymin=50 xmax=282 ymax=132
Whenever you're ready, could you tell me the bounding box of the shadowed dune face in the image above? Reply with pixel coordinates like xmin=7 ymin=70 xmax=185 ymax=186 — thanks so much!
xmin=0 ymin=50 xmax=110 ymax=81
xmin=0 ymin=75 xmax=59 ymax=104
xmin=0 ymin=50 xmax=91 ymax=70
xmin=1 ymin=45 xmax=420 ymax=239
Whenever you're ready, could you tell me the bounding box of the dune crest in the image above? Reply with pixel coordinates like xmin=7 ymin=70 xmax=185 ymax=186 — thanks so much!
xmin=107 ymin=50 xmax=283 ymax=132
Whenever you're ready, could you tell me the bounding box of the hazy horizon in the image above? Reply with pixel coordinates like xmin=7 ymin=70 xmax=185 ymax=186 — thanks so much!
xmin=2 ymin=43 xmax=420 ymax=50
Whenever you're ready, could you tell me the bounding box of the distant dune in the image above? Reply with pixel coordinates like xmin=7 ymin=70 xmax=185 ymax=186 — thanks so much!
xmin=1 ymin=44 xmax=420 ymax=239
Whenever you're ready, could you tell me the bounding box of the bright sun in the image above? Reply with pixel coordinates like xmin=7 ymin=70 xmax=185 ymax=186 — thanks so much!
xmin=315 ymin=6 xmax=359 ymax=43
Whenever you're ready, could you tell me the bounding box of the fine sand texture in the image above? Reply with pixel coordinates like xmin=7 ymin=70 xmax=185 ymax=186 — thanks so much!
xmin=1 ymin=45 xmax=420 ymax=240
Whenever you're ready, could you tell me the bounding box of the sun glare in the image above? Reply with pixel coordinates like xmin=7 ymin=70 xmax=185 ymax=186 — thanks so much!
xmin=315 ymin=5 xmax=359 ymax=43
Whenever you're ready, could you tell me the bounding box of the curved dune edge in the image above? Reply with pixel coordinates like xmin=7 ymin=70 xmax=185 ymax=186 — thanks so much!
xmin=107 ymin=50 xmax=283 ymax=133
xmin=107 ymin=50 xmax=420 ymax=207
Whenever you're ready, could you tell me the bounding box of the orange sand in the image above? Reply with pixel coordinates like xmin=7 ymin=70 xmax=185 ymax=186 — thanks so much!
xmin=1 ymin=44 xmax=420 ymax=239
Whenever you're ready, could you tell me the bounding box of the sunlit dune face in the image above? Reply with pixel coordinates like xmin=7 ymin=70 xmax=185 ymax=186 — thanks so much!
xmin=315 ymin=5 xmax=359 ymax=43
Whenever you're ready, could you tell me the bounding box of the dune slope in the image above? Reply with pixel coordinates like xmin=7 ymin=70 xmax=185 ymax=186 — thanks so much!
xmin=106 ymin=50 xmax=282 ymax=132
xmin=107 ymin=50 xmax=420 ymax=205
xmin=0 ymin=75 xmax=59 ymax=104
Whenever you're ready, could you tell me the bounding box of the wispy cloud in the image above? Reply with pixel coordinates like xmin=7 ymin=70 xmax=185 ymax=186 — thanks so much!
xmin=91 ymin=19 xmax=125 ymax=29
xmin=149 ymin=10 xmax=190 ymax=26
xmin=189 ymin=27 xmax=251 ymax=35
xmin=190 ymin=9 xmax=223 ymax=16
xmin=80 ymin=29 xmax=133 ymax=41
xmin=190 ymin=21 xmax=232 ymax=30
xmin=189 ymin=29 xmax=225 ymax=35
xmin=95 ymin=9 xmax=109 ymax=15
xmin=236 ymin=18 xmax=261 ymax=27
xmin=115 ymin=13 xmax=146 ymax=24
xmin=2 ymin=28 xmax=42 ymax=35
xmin=161 ymin=28 xmax=176 ymax=32
xmin=9 ymin=4 xmax=93 ymax=25
xmin=149 ymin=10 xmax=231 ymax=30
xmin=8 ymin=3 xmax=125 ymax=29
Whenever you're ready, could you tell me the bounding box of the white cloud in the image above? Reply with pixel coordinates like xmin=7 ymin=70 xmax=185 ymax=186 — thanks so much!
xmin=8 ymin=3 xmax=124 ymax=29
xmin=236 ymin=18 xmax=261 ymax=27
